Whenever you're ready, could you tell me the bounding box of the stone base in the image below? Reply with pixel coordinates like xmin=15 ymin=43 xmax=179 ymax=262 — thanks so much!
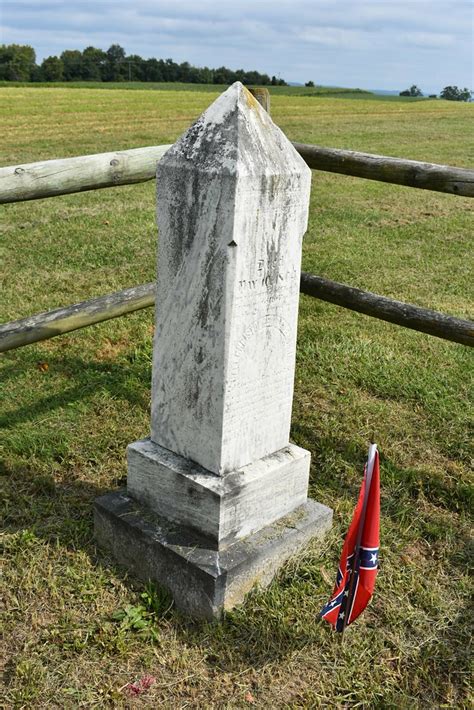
xmin=94 ymin=490 xmax=332 ymax=619
xmin=127 ymin=438 xmax=311 ymax=546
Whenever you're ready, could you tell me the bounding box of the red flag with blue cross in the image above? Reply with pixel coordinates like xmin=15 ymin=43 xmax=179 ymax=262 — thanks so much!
xmin=320 ymin=444 xmax=380 ymax=632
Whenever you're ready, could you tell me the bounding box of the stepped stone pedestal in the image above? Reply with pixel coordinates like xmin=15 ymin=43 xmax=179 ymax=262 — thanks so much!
xmin=94 ymin=82 xmax=332 ymax=619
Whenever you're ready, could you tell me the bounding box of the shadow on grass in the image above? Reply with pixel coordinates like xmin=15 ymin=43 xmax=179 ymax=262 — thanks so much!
xmin=292 ymin=421 xmax=473 ymax=515
xmin=0 ymin=351 xmax=151 ymax=430
xmin=2 ymin=355 xmax=472 ymax=684
xmin=2 ymin=458 xmax=108 ymax=548
xmin=3 ymin=456 xmax=329 ymax=671
xmin=3 ymin=455 xmax=327 ymax=672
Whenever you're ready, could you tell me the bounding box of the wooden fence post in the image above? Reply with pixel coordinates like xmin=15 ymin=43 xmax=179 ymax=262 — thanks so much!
xmin=94 ymin=81 xmax=332 ymax=619
xmin=249 ymin=87 xmax=271 ymax=113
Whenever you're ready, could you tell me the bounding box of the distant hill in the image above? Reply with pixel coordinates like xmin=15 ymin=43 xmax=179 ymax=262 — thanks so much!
xmin=370 ymin=89 xmax=401 ymax=95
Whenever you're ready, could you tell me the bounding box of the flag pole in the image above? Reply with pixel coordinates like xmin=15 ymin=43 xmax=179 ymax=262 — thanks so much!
xmin=340 ymin=443 xmax=377 ymax=637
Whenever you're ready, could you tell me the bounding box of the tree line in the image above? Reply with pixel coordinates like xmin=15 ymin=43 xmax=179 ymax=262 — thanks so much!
xmin=0 ymin=44 xmax=287 ymax=86
xmin=400 ymin=84 xmax=472 ymax=101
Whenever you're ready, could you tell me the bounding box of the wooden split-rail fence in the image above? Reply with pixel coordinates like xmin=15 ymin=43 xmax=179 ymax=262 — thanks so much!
xmin=1 ymin=91 xmax=473 ymax=352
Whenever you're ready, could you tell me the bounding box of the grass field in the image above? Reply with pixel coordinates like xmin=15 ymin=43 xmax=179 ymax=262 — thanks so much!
xmin=0 ymin=80 xmax=376 ymax=98
xmin=1 ymin=86 xmax=473 ymax=707
xmin=0 ymin=80 xmax=434 ymax=101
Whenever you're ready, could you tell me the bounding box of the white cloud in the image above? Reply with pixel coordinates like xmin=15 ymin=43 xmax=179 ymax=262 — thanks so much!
xmin=402 ymin=32 xmax=454 ymax=49
xmin=1 ymin=0 xmax=472 ymax=92
xmin=296 ymin=27 xmax=375 ymax=50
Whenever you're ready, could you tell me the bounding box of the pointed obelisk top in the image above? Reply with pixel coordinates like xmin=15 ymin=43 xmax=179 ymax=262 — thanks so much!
xmin=158 ymin=81 xmax=309 ymax=178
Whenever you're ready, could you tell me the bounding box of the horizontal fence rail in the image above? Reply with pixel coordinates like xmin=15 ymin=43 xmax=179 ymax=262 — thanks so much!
xmin=1 ymin=275 xmax=472 ymax=354
xmin=299 ymin=274 xmax=473 ymax=346
xmin=1 ymin=143 xmax=473 ymax=204
xmin=0 ymin=145 xmax=171 ymax=204
xmin=293 ymin=144 xmax=474 ymax=197
xmin=0 ymin=283 xmax=156 ymax=353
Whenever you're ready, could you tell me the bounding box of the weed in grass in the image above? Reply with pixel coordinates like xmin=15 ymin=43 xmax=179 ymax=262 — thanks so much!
xmin=111 ymin=583 xmax=172 ymax=644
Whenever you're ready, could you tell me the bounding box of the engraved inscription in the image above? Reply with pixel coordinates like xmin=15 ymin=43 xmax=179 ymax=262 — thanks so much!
xmin=225 ymin=315 xmax=296 ymax=428
xmin=238 ymin=256 xmax=298 ymax=291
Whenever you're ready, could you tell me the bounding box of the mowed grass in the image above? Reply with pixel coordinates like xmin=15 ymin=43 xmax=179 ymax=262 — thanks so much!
xmin=1 ymin=87 xmax=473 ymax=707
xmin=0 ymin=80 xmax=375 ymax=98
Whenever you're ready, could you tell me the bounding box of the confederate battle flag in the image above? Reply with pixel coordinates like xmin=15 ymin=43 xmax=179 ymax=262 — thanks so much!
xmin=320 ymin=443 xmax=380 ymax=632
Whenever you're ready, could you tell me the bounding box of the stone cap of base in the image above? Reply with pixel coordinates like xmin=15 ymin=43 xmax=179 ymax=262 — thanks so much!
xmin=127 ymin=438 xmax=311 ymax=546
xmin=129 ymin=437 xmax=309 ymax=495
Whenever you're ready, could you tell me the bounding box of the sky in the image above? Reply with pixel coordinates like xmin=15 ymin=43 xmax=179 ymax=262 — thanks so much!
xmin=1 ymin=0 xmax=473 ymax=94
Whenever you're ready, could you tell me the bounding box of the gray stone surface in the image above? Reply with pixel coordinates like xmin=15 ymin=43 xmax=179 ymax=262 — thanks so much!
xmin=127 ymin=438 xmax=310 ymax=546
xmin=94 ymin=83 xmax=332 ymax=619
xmin=94 ymin=490 xmax=333 ymax=619
xmin=151 ymin=81 xmax=312 ymax=475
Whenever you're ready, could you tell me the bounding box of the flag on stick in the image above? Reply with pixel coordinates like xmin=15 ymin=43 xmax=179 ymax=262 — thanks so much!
xmin=320 ymin=443 xmax=380 ymax=632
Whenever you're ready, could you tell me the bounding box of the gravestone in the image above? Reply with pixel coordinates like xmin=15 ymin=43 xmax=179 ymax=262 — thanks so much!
xmin=95 ymin=82 xmax=332 ymax=618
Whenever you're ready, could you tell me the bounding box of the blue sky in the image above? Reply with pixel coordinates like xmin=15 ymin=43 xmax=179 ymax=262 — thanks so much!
xmin=1 ymin=0 xmax=473 ymax=93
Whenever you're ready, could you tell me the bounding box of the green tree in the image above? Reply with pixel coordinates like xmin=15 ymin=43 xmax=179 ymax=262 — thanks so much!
xmin=60 ymin=50 xmax=84 ymax=80
xmin=440 ymin=85 xmax=472 ymax=101
xmin=399 ymin=84 xmax=423 ymax=97
xmin=0 ymin=42 xmax=287 ymax=87
xmin=213 ymin=66 xmax=232 ymax=84
xmin=144 ymin=58 xmax=164 ymax=82
xmin=177 ymin=61 xmax=192 ymax=82
xmin=126 ymin=55 xmax=146 ymax=81
xmin=305 ymin=80 xmax=315 ymax=87
xmin=40 ymin=56 xmax=64 ymax=81
xmin=197 ymin=66 xmax=213 ymax=84
xmin=82 ymin=46 xmax=106 ymax=80
xmin=0 ymin=44 xmax=36 ymax=81
xmin=104 ymin=44 xmax=126 ymax=81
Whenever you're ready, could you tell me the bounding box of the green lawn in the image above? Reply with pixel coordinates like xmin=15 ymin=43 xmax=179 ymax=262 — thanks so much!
xmin=0 ymin=80 xmax=376 ymax=98
xmin=1 ymin=87 xmax=473 ymax=707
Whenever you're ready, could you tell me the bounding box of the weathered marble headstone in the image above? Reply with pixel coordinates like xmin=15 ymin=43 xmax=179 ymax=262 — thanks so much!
xmin=95 ymin=82 xmax=332 ymax=618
